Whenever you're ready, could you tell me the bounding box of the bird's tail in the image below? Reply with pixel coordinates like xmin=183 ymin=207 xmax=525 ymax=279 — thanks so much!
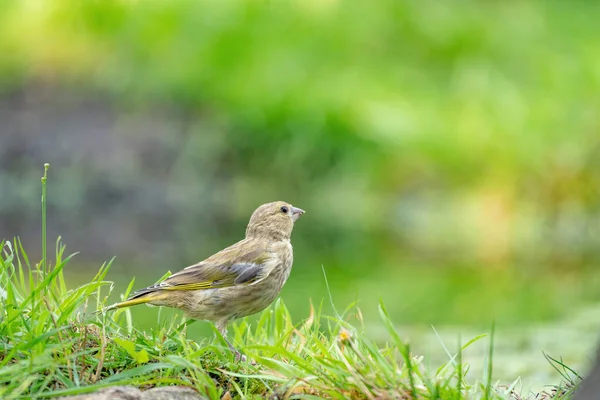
xmin=99 ymin=288 xmax=168 ymax=313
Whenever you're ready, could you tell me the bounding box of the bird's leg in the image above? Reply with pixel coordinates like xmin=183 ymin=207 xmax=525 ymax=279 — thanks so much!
xmin=216 ymin=320 xmax=246 ymax=362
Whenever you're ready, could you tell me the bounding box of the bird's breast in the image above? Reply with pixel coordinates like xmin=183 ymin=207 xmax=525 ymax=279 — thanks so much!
xmin=268 ymin=240 xmax=293 ymax=285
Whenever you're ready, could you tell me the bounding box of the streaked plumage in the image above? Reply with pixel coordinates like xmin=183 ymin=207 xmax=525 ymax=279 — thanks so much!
xmin=105 ymin=201 xmax=305 ymax=358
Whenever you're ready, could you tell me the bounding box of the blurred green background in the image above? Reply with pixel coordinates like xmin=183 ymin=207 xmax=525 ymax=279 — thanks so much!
xmin=1 ymin=0 xmax=600 ymax=389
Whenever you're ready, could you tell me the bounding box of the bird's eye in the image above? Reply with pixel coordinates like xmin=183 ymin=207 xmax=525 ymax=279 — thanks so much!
xmin=280 ymin=206 xmax=288 ymax=213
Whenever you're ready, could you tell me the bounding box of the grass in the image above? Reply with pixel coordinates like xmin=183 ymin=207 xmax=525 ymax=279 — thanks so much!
xmin=0 ymin=166 xmax=584 ymax=399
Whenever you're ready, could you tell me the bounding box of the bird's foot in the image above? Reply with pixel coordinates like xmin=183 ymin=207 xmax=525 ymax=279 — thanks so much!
xmin=234 ymin=352 xmax=258 ymax=365
xmin=234 ymin=351 xmax=247 ymax=363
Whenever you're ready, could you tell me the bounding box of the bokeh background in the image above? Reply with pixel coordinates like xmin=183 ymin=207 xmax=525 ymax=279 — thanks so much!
xmin=1 ymin=0 xmax=600 ymax=391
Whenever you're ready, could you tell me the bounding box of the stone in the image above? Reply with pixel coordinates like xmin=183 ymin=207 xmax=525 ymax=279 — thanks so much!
xmin=57 ymin=386 xmax=207 ymax=400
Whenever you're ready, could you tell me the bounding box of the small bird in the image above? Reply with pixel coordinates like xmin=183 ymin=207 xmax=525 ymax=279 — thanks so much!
xmin=105 ymin=201 xmax=305 ymax=359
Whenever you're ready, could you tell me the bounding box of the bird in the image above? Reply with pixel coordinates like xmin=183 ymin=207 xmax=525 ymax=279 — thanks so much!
xmin=104 ymin=201 xmax=305 ymax=359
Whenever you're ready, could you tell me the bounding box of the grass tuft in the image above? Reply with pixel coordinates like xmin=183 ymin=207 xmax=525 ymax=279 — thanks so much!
xmin=1 ymin=239 xmax=583 ymax=399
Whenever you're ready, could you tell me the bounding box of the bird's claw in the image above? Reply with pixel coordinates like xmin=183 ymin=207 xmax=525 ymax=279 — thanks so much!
xmin=234 ymin=352 xmax=247 ymax=363
xmin=235 ymin=352 xmax=258 ymax=365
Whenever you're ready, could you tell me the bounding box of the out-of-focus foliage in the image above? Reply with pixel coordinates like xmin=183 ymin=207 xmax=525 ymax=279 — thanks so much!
xmin=1 ymin=0 xmax=600 ymax=325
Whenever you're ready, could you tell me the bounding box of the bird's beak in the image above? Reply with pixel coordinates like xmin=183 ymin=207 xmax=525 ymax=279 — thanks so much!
xmin=291 ymin=206 xmax=305 ymax=221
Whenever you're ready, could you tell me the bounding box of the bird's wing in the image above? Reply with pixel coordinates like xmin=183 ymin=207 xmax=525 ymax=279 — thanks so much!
xmin=136 ymin=240 xmax=272 ymax=293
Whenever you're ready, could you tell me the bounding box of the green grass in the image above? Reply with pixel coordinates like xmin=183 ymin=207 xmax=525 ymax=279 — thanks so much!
xmin=0 ymin=166 xmax=583 ymax=399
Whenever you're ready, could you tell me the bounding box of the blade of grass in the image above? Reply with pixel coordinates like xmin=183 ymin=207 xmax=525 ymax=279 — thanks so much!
xmin=455 ymin=334 xmax=462 ymax=400
xmin=41 ymin=163 xmax=49 ymax=274
xmin=483 ymin=321 xmax=495 ymax=400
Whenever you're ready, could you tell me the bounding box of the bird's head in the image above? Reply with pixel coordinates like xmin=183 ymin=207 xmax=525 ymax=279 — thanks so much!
xmin=245 ymin=201 xmax=305 ymax=241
